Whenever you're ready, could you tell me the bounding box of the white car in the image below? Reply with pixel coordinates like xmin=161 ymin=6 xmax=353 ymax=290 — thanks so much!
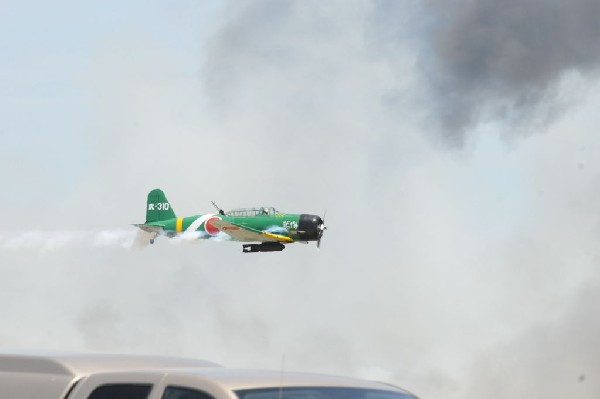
xmin=0 ymin=353 xmax=418 ymax=399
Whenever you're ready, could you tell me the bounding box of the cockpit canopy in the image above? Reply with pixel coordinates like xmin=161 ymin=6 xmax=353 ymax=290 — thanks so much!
xmin=225 ymin=207 xmax=279 ymax=217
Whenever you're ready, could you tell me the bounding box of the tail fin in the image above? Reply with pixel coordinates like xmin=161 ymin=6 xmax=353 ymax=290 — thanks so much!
xmin=145 ymin=188 xmax=176 ymax=223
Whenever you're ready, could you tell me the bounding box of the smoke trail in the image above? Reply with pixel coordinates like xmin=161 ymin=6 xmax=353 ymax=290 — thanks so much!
xmin=0 ymin=229 xmax=236 ymax=251
xmin=0 ymin=229 xmax=139 ymax=251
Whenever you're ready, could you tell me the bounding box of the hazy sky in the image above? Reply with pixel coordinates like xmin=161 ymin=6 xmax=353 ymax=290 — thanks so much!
xmin=2 ymin=1 xmax=600 ymax=398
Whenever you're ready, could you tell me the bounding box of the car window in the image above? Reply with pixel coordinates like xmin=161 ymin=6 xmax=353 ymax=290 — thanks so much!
xmin=162 ymin=386 xmax=216 ymax=399
xmin=88 ymin=383 xmax=152 ymax=399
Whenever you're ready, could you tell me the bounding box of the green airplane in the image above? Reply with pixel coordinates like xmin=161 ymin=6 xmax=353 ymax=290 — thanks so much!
xmin=134 ymin=189 xmax=327 ymax=253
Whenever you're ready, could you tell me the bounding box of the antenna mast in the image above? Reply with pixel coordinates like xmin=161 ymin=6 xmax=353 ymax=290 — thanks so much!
xmin=211 ymin=201 xmax=225 ymax=215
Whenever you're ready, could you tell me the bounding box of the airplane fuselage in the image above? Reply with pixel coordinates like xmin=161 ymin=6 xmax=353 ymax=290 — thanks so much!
xmin=147 ymin=213 xmax=323 ymax=242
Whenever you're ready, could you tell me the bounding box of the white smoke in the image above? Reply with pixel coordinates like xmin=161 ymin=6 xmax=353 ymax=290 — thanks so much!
xmin=173 ymin=230 xmax=233 ymax=243
xmin=0 ymin=229 xmax=139 ymax=251
xmin=0 ymin=229 xmax=236 ymax=251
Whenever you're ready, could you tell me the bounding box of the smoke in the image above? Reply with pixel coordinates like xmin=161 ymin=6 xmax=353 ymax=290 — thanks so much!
xmin=175 ymin=231 xmax=233 ymax=242
xmin=416 ymin=0 xmax=600 ymax=140
xmin=0 ymin=229 xmax=237 ymax=251
xmin=2 ymin=1 xmax=600 ymax=399
xmin=0 ymin=230 xmax=138 ymax=251
xmin=464 ymin=274 xmax=600 ymax=398
xmin=201 ymin=0 xmax=600 ymax=148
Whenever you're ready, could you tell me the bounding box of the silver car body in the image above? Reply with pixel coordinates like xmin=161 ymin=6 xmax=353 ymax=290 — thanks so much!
xmin=0 ymin=353 xmax=417 ymax=399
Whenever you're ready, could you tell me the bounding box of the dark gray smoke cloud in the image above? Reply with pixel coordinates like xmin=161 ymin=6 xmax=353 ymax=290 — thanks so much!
xmin=203 ymin=0 xmax=600 ymax=145
xmin=417 ymin=0 xmax=600 ymax=141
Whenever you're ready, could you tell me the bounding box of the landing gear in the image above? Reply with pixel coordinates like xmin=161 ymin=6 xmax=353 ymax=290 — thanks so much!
xmin=242 ymin=242 xmax=285 ymax=253
xmin=149 ymin=239 xmax=155 ymax=244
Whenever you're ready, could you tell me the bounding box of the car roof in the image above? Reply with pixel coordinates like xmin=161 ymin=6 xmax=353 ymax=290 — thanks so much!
xmin=127 ymin=367 xmax=398 ymax=391
xmin=0 ymin=353 xmax=413 ymax=397
xmin=0 ymin=352 xmax=219 ymax=377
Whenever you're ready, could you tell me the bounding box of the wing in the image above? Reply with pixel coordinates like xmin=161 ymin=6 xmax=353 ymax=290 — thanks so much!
xmin=210 ymin=220 xmax=293 ymax=243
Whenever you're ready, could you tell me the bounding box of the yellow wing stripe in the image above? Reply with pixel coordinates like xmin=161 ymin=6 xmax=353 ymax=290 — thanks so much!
xmin=262 ymin=232 xmax=294 ymax=242
xmin=176 ymin=217 xmax=184 ymax=233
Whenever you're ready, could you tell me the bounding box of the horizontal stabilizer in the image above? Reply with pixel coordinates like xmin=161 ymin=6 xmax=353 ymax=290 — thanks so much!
xmin=133 ymin=224 xmax=164 ymax=234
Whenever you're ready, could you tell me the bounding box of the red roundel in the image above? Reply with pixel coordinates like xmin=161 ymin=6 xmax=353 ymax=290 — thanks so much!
xmin=204 ymin=216 xmax=221 ymax=236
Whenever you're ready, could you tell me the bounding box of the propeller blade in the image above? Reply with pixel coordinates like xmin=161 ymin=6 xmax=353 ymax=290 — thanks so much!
xmin=316 ymin=210 xmax=327 ymax=249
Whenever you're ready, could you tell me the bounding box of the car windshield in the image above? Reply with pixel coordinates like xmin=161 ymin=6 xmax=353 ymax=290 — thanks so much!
xmin=235 ymin=387 xmax=416 ymax=399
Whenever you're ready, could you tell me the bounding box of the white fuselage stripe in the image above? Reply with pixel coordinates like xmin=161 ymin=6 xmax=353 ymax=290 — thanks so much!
xmin=185 ymin=214 xmax=215 ymax=234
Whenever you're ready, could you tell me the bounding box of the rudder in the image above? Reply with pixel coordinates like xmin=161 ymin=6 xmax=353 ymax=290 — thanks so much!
xmin=145 ymin=188 xmax=176 ymax=223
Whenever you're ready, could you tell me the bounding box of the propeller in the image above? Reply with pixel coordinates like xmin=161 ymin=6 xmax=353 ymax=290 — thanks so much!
xmin=317 ymin=211 xmax=327 ymax=249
